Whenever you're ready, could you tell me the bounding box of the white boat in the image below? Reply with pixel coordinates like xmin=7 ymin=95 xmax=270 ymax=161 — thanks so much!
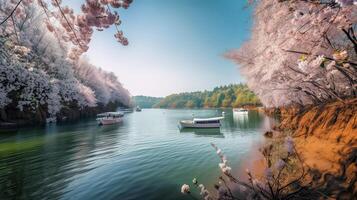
xmin=136 ymin=106 xmax=142 ymax=112
xmin=96 ymin=112 xmax=124 ymax=125
xmin=118 ymin=108 xmax=134 ymax=113
xmin=233 ymin=108 xmax=248 ymax=113
xmin=179 ymin=116 xmax=224 ymax=128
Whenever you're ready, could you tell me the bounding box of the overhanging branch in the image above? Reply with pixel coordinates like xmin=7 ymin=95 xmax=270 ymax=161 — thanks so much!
xmin=0 ymin=0 xmax=23 ymax=26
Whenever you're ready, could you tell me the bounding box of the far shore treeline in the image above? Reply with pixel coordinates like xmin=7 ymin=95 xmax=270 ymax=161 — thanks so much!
xmin=134 ymin=84 xmax=261 ymax=109
xmin=132 ymin=96 xmax=163 ymax=108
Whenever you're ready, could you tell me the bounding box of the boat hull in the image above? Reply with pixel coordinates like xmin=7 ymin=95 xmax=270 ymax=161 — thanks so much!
xmin=179 ymin=120 xmax=221 ymax=128
xmin=233 ymin=111 xmax=248 ymax=114
xmin=98 ymin=118 xmax=122 ymax=125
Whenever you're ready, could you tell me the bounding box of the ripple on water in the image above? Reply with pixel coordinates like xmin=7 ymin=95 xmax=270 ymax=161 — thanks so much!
xmin=0 ymin=109 xmax=267 ymax=200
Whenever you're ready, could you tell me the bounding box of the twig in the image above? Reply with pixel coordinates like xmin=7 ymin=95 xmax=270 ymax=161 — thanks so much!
xmin=53 ymin=0 xmax=82 ymax=47
xmin=342 ymin=28 xmax=357 ymax=54
xmin=220 ymin=177 xmax=241 ymax=200
xmin=11 ymin=14 xmax=19 ymax=43
xmin=0 ymin=0 xmax=23 ymax=26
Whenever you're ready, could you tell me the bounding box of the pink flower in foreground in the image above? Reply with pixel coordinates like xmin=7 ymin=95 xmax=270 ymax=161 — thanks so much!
xmin=181 ymin=184 xmax=190 ymax=194
xmin=333 ymin=50 xmax=348 ymax=61
xmin=219 ymin=162 xmax=232 ymax=175
xmin=216 ymin=149 xmax=222 ymax=156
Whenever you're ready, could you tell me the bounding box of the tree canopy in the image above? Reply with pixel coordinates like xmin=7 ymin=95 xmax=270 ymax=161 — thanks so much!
xmin=0 ymin=0 xmax=132 ymax=59
xmin=0 ymin=1 xmax=132 ymax=122
xmin=133 ymin=96 xmax=163 ymax=108
xmin=226 ymin=0 xmax=356 ymax=107
xmin=154 ymin=84 xmax=261 ymax=109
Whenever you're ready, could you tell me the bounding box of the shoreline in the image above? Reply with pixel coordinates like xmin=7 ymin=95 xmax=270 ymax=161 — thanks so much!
xmin=225 ymin=99 xmax=356 ymax=198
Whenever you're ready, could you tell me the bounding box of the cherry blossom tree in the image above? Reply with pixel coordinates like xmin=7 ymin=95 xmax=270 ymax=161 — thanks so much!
xmin=226 ymin=0 xmax=356 ymax=107
xmin=0 ymin=1 xmax=132 ymax=122
xmin=0 ymin=0 xmax=133 ymax=59
xmin=75 ymin=58 xmax=132 ymax=106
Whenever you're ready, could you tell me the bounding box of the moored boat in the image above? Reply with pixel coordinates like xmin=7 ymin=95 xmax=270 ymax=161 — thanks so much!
xmin=118 ymin=107 xmax=134 ymax=113
xmin=233 ymin=108 xmax=248 ymax=113
xmin=179 ymin=116 xmax=224 ymax=128
xmin=136 ymin=106 xmax=142 ymax=112
xmin=96 ymin=112 xmax=124 ymax=125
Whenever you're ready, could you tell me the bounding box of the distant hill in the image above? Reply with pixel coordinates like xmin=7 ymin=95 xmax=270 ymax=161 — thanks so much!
xmin=133 ymin=96 xmax=163 ymax=108
xmin=154 ymin=84 xmax=261 ymax=108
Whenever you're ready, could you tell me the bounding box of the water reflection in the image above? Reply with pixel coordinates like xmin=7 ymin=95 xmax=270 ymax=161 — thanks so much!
xmin=0 ymin=120 xmax=127 ymax=200
xmin=99 ymin=123 xmax=122 ymax=133
xmin=233 ymin=112 xmax=249 ymax=128
xmin=179 ymin=128 xmax=224 ymax=138
xmin=217 ymin=109 xmax=264 ymax=134
xmin=0 ymin=109 xmax=267 ymax=200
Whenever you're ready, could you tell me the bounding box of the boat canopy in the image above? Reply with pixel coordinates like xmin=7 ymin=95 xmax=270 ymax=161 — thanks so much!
xmin=118 ymin=107 xmax=134 ymax=112
xmin=97 ymin=112 xmax=124 ymax=117
xmin=233 ymin=108 xmax=248 ymax=112
xmin=193 ymin=117 xmax=224 ymax=122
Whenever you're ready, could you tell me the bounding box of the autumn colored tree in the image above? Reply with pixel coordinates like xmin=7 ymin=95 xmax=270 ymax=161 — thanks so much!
xmin=185 ymin=100 xmax=196 ymax=108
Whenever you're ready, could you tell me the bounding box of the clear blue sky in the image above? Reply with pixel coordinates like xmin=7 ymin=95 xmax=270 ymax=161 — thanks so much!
xmin=66 ymin=0 xmax=253 ymax=97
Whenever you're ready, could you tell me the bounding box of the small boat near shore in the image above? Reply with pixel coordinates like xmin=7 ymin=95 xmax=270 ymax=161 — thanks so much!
xmin=118 ymin=108 xmax=134 ymax=113
xmin=96 ymin=112 xmax=124 ymax=125
xmin=136 ymin=106 xmax=142 ymax=112
xmin=233 ymin=108 xmax=248 ymax=113
xmin=179 ymin=116 xmax=224 ymax=129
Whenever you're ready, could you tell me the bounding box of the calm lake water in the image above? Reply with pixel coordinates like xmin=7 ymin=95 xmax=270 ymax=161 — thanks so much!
xmin=0 ymin=109 xmax=271 ymax=200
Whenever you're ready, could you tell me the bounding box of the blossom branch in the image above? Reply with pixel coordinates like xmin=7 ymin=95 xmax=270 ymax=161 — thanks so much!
xmin=0 ymin=0 xmax=23 ymax=26
xmin=52 ymin=0 xmax=82 ymax=47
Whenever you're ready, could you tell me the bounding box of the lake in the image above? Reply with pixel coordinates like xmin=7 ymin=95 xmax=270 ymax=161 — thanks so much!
xmin=0 ymin=109 xmax=272 ymax=200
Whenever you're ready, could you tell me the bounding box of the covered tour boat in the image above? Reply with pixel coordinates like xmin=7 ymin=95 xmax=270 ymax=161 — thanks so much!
xmin=179 ymin=116 xmax=224 ymax=128
xmin=96 ymin=112 xmax=124 ymax=125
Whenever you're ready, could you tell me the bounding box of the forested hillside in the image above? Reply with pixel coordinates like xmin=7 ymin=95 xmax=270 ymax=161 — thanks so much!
xmin=0 ymin=1 xmax=132 ymax=124
xmin=133 ymin=96 xmax=163 ymax=108
xmin=154 ymin=84 xmax=260 ymax=108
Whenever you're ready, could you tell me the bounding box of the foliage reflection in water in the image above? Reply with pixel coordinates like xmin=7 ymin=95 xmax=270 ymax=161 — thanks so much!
xmin=0 ymin=109 xmax=271 ymax=200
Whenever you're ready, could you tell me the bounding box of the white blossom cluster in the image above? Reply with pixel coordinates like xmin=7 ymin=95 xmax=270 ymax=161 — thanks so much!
xmin=0 ymin=1 xmax=132 ymax=120
xmin=0 ymin=0 xmax=133 ymax=60
xmin=0 ymin=43 xmax=96 ymax=117
xmin=226 ymin=0 xmax=356 ymax=107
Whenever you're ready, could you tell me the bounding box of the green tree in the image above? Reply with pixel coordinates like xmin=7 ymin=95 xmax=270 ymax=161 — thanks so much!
xmin=185 ymin=100 xmax=195 ymax=108
xmin=154 ymin=84 xmax=261 ymax=108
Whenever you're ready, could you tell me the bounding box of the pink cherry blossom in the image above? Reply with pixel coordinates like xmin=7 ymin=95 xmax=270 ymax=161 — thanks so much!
xmin=226 ymin=1 xmax=356 ymax=107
